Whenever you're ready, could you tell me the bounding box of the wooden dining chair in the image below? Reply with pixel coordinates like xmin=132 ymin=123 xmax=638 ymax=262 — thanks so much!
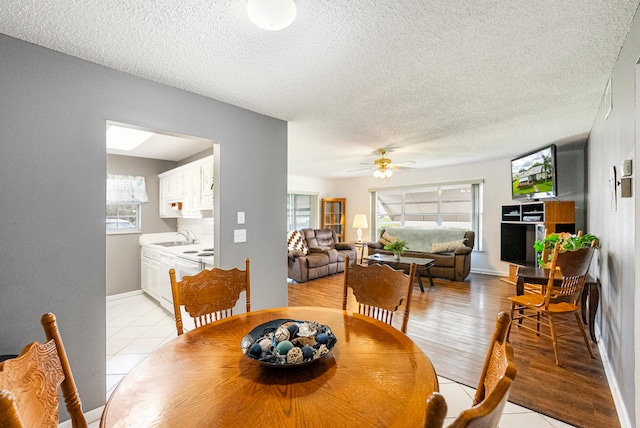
xmin=424 ymin=312 xmax=516 ymax=428
xmin=343 ymin=254 xmax=416 ymax=333
xmin=0 ymin=313 xmax=87 ymax=428
xmin=169 ymin=258 xmax=250 ymax=335
xmin=507 ymin=241 xmax=597 ymax=366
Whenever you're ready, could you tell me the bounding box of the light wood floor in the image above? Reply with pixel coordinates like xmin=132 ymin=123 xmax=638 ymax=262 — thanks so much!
xmin=288 ymin=271 xmax=619 ymax=428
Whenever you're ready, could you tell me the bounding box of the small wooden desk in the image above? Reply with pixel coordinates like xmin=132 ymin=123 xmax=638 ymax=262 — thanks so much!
xmin=366 ymin=253 xmax=435 ymax=292
xmin=100 ymin=306 xmax=438 ymax=428
xmin=515 ymin=267 xmax=600 ymax=343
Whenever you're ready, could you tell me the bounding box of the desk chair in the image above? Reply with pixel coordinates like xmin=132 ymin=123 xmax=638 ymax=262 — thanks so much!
xmin=170 ymin=258 xmax=250 ymax=335
xmin=424 ymin=312 xmax=516 ymax=428
xmin=507 ymin=241 xmax=596 ymax=366
xmin=0 ymin=313 xmax=87 ymax=428
xmin=343 ymin=254 xmax=416 ymax=333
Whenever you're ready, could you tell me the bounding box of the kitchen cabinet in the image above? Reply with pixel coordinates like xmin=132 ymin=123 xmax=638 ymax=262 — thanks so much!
xmin=158 ymin=155 xmax=213 ymax=218
xmin=200 ymin=162 xmax=214 ymax=208
xmin=181 ymin=165 xmax=201 ymax=216
xmin=141 ymin=247 xmax=163 ymax=302
xmin=321 ymin=198 xmax=346 ymax=241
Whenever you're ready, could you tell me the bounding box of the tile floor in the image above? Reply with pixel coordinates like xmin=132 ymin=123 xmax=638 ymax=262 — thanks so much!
xmin=91 ymin=292 xmax=576 ymax=428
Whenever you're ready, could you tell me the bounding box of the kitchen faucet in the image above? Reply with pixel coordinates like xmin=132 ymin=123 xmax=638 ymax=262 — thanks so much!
xmin=177 ymin=230 xmax=195 ymax=244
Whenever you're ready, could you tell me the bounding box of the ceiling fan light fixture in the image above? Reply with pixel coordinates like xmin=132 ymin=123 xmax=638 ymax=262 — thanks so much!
xmin=247 ymin=0 xmax=297 ymax=31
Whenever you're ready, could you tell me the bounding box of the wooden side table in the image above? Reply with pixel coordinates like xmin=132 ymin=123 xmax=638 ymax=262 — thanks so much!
xmin=352 ymin=242 xmax=366 ymax=264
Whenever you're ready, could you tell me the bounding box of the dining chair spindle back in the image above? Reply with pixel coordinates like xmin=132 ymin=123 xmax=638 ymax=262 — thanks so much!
xmin=343 ymin=254 xmax=416 ymax=333
xmin=170 ymin=258 xmax=250 ymax=335
xmin=507 ymin=241 xmax=597 ymax=366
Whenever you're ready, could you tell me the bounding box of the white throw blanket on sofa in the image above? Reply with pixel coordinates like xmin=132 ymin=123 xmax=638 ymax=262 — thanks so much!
xmin=383 ymin=228 xmax=467 ymax=253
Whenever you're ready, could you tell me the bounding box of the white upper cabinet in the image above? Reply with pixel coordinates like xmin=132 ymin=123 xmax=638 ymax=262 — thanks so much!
xmin=158 ymin=155 xmax=213 ymax=218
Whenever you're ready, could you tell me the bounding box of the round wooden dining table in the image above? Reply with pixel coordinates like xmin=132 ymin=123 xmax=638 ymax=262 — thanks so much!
xmin=100 ymin=306 xmax=439 ymax=428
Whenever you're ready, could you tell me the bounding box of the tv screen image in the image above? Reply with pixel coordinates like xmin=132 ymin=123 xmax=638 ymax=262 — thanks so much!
xmin=511 ymin=144 xmax=557 ymax=200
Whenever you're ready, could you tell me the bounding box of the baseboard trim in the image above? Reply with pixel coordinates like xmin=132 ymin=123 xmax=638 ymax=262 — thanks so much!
xmin=57 ymin=406 xmax=104 ymax=427
xmin=598 ymin=330 xmax=633 ymax=428
xmin=470 ymin=268 xmax=507 ymax=277
xmin=106 ymin=289 xmax=143 ymax=302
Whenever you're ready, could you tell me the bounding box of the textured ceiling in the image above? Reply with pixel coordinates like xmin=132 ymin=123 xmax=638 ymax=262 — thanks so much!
xmin=2 ymin=1 xmax=639 ymax=178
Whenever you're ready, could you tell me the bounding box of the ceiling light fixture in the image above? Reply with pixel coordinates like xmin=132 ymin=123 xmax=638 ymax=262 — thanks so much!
xmin=373 ymin=168 xmax=393 ymax=179
xmin=247 ymin=0 xmax=297 ymax=31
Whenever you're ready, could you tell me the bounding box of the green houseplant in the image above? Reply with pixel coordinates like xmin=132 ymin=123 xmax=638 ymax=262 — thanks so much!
xmin=534 ymin=232 xmax=600 ymax=268
xmin=384 ymin=239 xmax=409 ymax=260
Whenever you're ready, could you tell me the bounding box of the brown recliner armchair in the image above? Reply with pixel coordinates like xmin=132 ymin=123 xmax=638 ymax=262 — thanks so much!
xmin=288 ymin=228 xmax=357 ymax=283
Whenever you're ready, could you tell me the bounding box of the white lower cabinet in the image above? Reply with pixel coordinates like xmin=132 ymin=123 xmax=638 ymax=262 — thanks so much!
xmin=141 ymin=247 xmax=174 ymax=313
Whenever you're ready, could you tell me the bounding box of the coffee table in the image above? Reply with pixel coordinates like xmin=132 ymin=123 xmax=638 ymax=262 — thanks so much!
xmin=366 ymin=253 xmax=435 ymax=292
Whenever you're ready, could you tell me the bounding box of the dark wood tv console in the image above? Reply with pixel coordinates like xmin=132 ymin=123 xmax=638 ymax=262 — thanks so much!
xmin=500 ymin=200 xmax=575 ymax=283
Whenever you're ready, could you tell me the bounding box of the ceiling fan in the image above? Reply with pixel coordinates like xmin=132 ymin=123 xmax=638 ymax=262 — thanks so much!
xmin=348 ymin=149 xmax=417 ymax=178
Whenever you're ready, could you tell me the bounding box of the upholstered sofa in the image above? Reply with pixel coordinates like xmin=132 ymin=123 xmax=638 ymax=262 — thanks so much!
xmin=367 ymin=227 xmax=475 ymax=281
xmin=287 ymin=228 xmax=357 ymax=283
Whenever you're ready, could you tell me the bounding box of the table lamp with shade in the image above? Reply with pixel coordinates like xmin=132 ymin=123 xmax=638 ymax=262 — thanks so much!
xmin=352 ymin=214 xmax=369 ymax=243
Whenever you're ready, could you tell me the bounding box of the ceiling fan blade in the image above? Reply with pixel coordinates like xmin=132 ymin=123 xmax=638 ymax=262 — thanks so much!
xmin=390 ymin=165 xmax=417 ymax=171
xmin=346 ymin=166 xmax=375 ymax=173
xmin=394 ymin=160 xmax=416 ymax=165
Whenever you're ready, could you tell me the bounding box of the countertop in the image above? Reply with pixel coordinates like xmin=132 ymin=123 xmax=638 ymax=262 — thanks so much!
xmin=139 ymin=233 xmax=213 ymax=264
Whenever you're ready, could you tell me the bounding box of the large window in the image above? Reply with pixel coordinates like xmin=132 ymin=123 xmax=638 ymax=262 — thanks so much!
xmin=287 ymin=193 xmax=318 ymax=231
xmin=372 ymin=180 xmax=483 ymax=250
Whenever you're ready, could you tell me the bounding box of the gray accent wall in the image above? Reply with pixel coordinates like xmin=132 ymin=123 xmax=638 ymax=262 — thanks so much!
xmin=587 ymin=10 xmax=639 ymax=427
xmin=0 ymin=33 xmax=288 ymax=417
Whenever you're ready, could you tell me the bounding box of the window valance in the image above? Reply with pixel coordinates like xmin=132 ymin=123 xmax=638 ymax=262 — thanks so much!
xmin=107 ymin=174 xmax=149 ymax=204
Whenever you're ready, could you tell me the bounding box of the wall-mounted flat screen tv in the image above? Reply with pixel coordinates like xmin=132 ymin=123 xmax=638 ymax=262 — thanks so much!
xmin=511 ymin=144 xmax=557 ymax=200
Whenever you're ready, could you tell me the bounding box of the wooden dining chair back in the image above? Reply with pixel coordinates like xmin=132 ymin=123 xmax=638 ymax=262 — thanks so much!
xmin=524 ymin=230 xmax=585 ymax=295
xmin=0 ymin=313 xmax=87 ymax=428
xmin=170 ymin=258 xmax=250 ymax=335
xmin=507 ymin=241 xmax=597 ymax=365
xmin=424 ymin=312 xmax=516 ymax=428
xmin=343 ymin=254 xmax=416 ymax=333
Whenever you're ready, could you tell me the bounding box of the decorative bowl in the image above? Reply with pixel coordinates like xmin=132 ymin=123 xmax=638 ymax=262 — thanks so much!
xmin=240 ymin=318 xmax=337 ymax=367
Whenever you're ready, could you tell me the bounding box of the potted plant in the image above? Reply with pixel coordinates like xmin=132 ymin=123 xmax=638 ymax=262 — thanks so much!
xmin=384 ymin=239 xmax=409 ymax=260
xmin=534 ymin=232 xmax=600 ymax=268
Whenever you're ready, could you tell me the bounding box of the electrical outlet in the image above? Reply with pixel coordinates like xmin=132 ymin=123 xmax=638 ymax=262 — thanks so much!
xmin=234 ymin=229 xmax=246 ymax=243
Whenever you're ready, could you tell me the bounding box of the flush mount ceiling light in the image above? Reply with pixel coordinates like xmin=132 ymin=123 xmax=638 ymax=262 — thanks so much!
xmin=247 ymin=0 xmax=297 ymax=31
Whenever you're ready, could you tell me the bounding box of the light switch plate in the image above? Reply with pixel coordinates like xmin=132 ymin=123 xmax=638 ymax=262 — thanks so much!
xmin=237 ymin=211 xmax=245 ymax=224
xmin=234 ymin=229 xmax=246 ymax=243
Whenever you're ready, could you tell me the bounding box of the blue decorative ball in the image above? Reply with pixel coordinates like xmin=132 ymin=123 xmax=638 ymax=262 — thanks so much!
xmin=316 ymin=333 xmax=329 ymax=344
xmin=249 ymin=343 xmax=262 ymax=357
xmin=301 ymin=345 xmax=315 ymax=360
xmin=287 ymin=323 xmax=299 ymax=337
